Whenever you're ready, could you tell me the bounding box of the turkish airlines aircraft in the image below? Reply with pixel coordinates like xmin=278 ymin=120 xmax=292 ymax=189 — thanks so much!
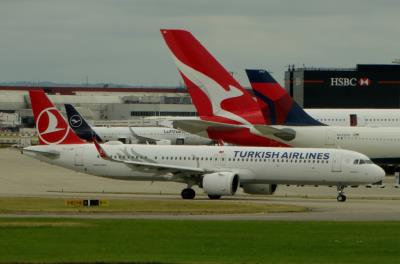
xmin=22 ymin=90 xmax=384 ymax=201
xmin=65 ymin=104 xmax=212 ymax=145
xmin=161 ymin=29 xmax=400 ymax=166
xmin=246 ymin=70 xmax=400 ymax=127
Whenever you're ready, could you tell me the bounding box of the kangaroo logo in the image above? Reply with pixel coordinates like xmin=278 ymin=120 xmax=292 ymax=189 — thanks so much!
xmin=37 ymin=107 xmax=69 ymax=145
xmin=69 ymin=115 xmax=83 ymax=128
xmin=171 ymin=54 xmax=251 ymax=126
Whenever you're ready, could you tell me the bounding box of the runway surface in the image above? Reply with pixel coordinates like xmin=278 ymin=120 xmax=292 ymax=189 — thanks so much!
xmin=1 ymin=148 xmax=400 ymax=221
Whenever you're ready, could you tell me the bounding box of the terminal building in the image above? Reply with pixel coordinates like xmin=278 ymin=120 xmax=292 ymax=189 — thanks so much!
xmin=0 ymin=86 xmax=197 ymax=128
xmin=285 ymin=64 xmax=400 ymax=108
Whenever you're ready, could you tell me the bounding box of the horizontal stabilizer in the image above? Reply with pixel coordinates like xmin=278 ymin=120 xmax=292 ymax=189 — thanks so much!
xmin=172 ymin=119 xmax=245 ymax=136
xmin=254 ymin=125 xmax=296 ymax=141
xmin=23 ymin=148 xmax=60 ymax=158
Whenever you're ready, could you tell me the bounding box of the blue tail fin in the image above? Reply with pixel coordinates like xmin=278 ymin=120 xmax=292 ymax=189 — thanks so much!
xmin=246 ymin=69 xmax=324 ymax=126
xmin=64 ymin=104 xmax=103 ymax=142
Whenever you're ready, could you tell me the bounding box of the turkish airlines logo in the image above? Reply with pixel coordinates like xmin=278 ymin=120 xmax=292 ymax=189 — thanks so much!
xmin=69 ymin=115 xmax=83 ymax=128
xmin=359 ymin=78 xmax=371 ymax=86
xmin=37 ymin=107 xmax=69 ymax=145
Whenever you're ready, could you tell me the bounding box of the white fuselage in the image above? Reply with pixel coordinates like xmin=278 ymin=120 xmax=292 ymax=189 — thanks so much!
xmin=93 ymin=126 xmax=212 ymax=145
xmin=306 ymin=109 xmax=400 ymax=127
xmin=265 ymin=125 xmax=400 ymax=164
xmin=23 ymin=144 xmax=384 ymax=186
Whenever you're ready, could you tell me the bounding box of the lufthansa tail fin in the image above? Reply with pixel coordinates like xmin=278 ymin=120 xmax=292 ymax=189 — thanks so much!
xmin=245 ymin=69 xmax=324 ymax=126
xmin=29 ymin=90 xmax=86 ymax=145
xmin=161 ymin=29 xmax=266 ymax=125
xmin=65 ymin=104 xmax=103 ymax=142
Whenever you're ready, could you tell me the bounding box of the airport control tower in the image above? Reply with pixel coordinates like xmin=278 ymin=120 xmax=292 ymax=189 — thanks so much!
xmin=285 ymin=64 xmax=400 ymax=108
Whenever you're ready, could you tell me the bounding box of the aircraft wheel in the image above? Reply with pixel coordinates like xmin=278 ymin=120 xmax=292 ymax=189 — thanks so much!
xmin=337 ymin=194 xmax=347 ymax=202
xmin=181 ymin=188 xmax=195 ymax=199
xmin=208 ymin=194 xmax=221 ymax=200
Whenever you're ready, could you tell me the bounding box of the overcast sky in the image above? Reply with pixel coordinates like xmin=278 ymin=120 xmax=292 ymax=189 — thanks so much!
xmin=0 ymin=0 xmax=399 ymax=87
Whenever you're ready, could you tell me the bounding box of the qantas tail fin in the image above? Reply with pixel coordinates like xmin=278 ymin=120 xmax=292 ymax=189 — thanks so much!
xmin=161 ymin=29 xmax=266 ymax=125
xmin=245 ymin=69 xmax=324 ymax=126
xmin=65 ymin=104 xmax=103 ymax=142
xmin=29 ymin=90 xmax=86 ymax=145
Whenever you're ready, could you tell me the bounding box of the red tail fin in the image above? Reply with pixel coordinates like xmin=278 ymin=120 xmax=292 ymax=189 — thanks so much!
xmin=161 ymin=29 xmax=266 ymax=125
xmin=29 ymin=90 xmax=86 ymax=145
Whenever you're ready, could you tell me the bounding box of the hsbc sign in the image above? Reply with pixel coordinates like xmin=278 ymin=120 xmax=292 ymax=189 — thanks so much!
xmin=330 ymin=78 xmax=357 ymax=86
xmin=330 ymin=77 xmax=371 ymax=87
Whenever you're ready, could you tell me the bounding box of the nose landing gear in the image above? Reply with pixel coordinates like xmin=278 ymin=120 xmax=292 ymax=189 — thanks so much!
xmin=336 ymin=185 xmax=347 ymax=202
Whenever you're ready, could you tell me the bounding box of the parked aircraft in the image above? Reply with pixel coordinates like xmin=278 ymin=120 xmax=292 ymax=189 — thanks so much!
xmin=246 ymin=69 xmax=400 ymax=127
xmin=161 ymin=29 xmax=400 ymax=166
xmin=65 ymin=104 xmax=212 ymax=145
xmin=160 ymin=29 xmax=285 ymax=147
xmin=22 ymin=90 xmax=384 ymax=201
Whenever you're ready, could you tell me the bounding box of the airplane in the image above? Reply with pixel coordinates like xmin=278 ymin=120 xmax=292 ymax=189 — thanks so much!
xmin=161 ymin=29 xmax=400 ymax=167
xmin=246 ymin=69 xmax=400 ymax=127
xmin=65 ymin=104 xmax=212 ymax=145
xmin=22 ymin=90 xmax=384 ymax=202
xmin=245 ymin=69 xmax=400 ymax=165
xmin=160 ymin=29 xmax=286 ymax=147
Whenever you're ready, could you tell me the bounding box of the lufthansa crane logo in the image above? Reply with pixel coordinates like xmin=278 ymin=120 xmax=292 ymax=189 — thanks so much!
xmin=36 ymin=107 xmax=69 ymax=145
xmin=69 ymin=115 xmax=83 ymax=128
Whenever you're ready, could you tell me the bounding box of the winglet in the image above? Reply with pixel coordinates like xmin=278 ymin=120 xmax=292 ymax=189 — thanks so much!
xmin=93 ymin=137 xmax=109 ymax=160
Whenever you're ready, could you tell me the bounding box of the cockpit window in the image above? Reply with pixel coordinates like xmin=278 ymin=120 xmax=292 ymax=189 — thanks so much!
xmin=354 ymin=159 xmax=373 ymax=165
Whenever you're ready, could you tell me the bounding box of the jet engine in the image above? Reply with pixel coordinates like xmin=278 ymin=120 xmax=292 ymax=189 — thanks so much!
xmin=242 ymin=184 xmax=278 ymax=195
xmin=202 ymin=172 xmax=239 ymax=196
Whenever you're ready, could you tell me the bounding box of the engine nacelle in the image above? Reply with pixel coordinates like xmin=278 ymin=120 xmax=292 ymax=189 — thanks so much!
xmin=242 ymin=184 xmax=278 ymax=195
xmin=202 ymin=172 xmax=239 ymax=196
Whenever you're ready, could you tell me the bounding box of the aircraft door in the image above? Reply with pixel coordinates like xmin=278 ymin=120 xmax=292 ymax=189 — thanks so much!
xmin=331 ymin=153 xmax=342 ymax=172
xmin=176 ymin=138 xmax=184 ymax=145
xmin=213 ymin=150 xmax=227 ymax=168
xmin=74 ymin=147 xmax=84 ymax=167
xmin=350 ymin=114 xmax=365 ymax=126
xmin=325 ymin=129 xmax=336 ymax=147
xmin=349 ymin=114 xmax=357 ymax=126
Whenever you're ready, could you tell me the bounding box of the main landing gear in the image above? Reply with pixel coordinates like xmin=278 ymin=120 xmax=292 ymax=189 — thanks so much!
xmin=336 ymin=185 xmax=347 ymax=202
xmin=181 ymin=188 xmax=195 ymax=199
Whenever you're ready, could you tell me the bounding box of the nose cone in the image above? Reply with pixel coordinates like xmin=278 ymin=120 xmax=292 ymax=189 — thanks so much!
xmin=372 ymin=165 xmax=386 ymax=183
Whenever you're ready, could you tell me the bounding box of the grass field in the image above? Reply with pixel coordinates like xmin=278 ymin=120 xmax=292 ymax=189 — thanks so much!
xmin=0 ymin=197 xmax=306 ymax=214
xmin=0 ymin=218 xmax=399 ymax=263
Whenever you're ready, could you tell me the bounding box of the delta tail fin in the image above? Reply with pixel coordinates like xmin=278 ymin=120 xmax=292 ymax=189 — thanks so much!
xmin=29 ymin=90 xmax=86 ymax=145
xmin=65 ymin=104 xmax=103 ymax=142
xmin=161 ymin=29 xmax=266 ymax=126
xmin=245 ymin=69 xmax=324 ymax=126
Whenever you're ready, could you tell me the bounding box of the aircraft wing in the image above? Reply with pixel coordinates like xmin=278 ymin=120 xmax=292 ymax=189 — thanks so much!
xmin=93 ymin=139 xmax=209 ymax=180
xmin=22 ymin=148 xmax=60 ymax=158
xmin=172 ymin=119 xmax=245 ymax=136
xmin=128 ymin=127 xmax=159 ymax=143
xmin=253 ymin=125 xmax=296 ymax=141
